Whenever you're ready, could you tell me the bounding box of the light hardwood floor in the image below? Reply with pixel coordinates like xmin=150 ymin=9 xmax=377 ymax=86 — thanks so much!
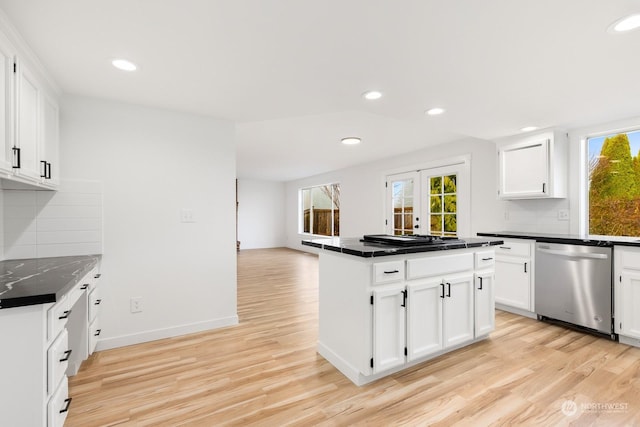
xmin=67 ymin=248 xmax=640 ymax=426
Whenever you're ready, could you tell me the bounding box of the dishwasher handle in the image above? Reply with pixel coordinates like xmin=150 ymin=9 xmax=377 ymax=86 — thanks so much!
xmin=537 ymin=247 xmax=609 ymax=260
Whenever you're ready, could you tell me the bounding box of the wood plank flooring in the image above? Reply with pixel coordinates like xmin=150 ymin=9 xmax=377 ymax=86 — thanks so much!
xmin=67 ymin=248 xmax=640 ymax=426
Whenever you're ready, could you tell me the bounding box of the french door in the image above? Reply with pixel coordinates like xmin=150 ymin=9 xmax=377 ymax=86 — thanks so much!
xmin=386 ymin=162 xmax=469 ymax=237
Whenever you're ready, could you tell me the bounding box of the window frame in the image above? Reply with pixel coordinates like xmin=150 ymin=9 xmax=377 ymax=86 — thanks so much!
xmin=299 ymin=182 xmax=340 ymax=237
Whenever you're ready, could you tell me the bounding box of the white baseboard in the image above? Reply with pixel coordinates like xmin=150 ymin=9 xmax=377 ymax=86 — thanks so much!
xmin=495 ymin=303 xmax=537 ymax=319
xmin=95 ymin=315 xmax=239 ymax=351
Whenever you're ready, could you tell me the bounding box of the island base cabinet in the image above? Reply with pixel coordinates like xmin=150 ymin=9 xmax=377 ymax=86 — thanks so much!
xmin=406 ymin=280 xmax=443 ymax=361
xmin=372 ymin=287 xmax=406 ymax=373
xmin=442 ymin=275 xmax=475 ymax=348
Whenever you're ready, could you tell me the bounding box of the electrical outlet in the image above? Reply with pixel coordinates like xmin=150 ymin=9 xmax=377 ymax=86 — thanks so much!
xmin=558 ymin=209 xmax=570 ymax=221
xmin=180 ymin=208 xmax=195 ymax=223
xmin=130 ymin=296 xmax=143 ymax=313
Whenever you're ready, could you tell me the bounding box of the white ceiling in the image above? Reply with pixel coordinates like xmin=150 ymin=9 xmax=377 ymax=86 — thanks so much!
xmin=1 ymin=0 xmax=640 ymax=181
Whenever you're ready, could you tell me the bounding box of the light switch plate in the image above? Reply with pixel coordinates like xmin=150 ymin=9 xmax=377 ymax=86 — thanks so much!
xmin=558 ymin=209 xmax=569 ymax=220
xmin=180 ymin=208 xmax=195 ymax=223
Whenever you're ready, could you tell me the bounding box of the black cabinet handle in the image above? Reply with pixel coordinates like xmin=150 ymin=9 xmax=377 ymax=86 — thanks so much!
xmin=60 ymin=397 xmax=72 ymax=414
xmin=59 ymin=349 xmax=72 ymax=362
xmin=446 ymin=282 xmax=451 ymax=297
xmin=80 ymin=284 xmax=89 ymax=290
xmin=440 ymin=283 xmax=445 ymax=299
xmin=95 ymin=299 xmax=102 ymax=305
xmin=400 ymin=290 xmax=407 ymax=307
xmin=542 ymin=183 xmax=546 ymax=193
xmin=524 ymin=262 xmax=528 ymax=273
xmin=12 ymin=147 xmax=20 ymax=169
xmin=40 ymin=160 xmax=47 ymax=177
xmin=94 ymin=329 xmax=102 ymax=337
xmin=481 ymin=257 xmax=493 ymax=261
xmin=94 ymin=273 xmax=102 ymax=279
xmin=478 ymin=277 xmax=483 ymax=290
xmin=58 ymin=310 xmax=71 ymax=320
xmin=46 ymin=162 xmax=52 ymax=179
xmin=383 ymin=270 xmax=399 ymax=274
xmin=499 ymin=246 xmax=511 ymax=250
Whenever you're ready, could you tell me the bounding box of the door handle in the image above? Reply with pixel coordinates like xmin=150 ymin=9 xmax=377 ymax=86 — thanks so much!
xmin=537 ymin=248 xmax=609 ymax=260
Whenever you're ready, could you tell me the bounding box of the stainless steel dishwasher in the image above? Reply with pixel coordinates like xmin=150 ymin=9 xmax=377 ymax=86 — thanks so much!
xmin=535 ymin=242 xmax=613 ymax=337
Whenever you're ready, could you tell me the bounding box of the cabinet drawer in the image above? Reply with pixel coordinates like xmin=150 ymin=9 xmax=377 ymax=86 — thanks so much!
xmin=89 ymin=318 xmax=101 ymax=355
xmin=373 ymin=261 xmax=405 ymax=284
xmin=618 ymin=247 xmax=640 ymax=271
xmin=495 ymin=240 xmax=532 ymax=257
xmin=407 ymin=253 xmax=473 ymax=280
xmin=48 ymin=328 xmax=70 ymax=394
xmin=84 ymin=267 xmax=101 ymax=293
xmin=88 ymin=286 xmax=102 ymax=323
xmin=47 ymin=296 xmax=69 ymax=342
xmin=475 ymin=251 xmax=495 ymax=269
xmin=48 ymin=376 xmax=70 ymax=427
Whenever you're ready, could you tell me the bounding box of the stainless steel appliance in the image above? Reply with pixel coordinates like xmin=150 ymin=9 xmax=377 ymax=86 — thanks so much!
xmin=535 ymin=242 xmax=613 ymax=337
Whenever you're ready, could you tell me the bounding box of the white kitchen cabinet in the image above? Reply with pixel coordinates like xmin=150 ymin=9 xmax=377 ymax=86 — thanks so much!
xmin=497 ymin=130 xmax=567 ymax=199
xmin=614 ymin=246 xmax=640 ymax=346
xmin=14 ymin=58 xmax=41 ymax=183
xmin=0 ymin=266 xmax=101 ymax=426
xmin=40 ymin=93 xmax=59 ymax=187
xmin=0 ymin=31 xmax=14 ymax=175
xmin=475 ymin=272 xmax=495 ymax=337
xmin=494 ymin=239 xmax=535 ymax=316
xmin=372 ymin=286 xmax=406 ymax=373
xmin=318 ymin=245 xmax=496 ymax=386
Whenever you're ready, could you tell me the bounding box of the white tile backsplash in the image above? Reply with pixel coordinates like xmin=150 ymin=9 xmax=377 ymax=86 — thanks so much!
xmin=2 ymin=179 xmax=103 ymax=259
xmin=502 ymin=198 xmax=571 ymax=234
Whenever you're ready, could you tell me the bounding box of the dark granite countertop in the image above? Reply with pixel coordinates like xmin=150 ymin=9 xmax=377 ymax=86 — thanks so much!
xmin=0 ymin=255 xmax=101 ymax=309
xmin=477 ymin=231 xmax=640 ymax=247
xmin=302 ymin=237 xmax=504 ymax=258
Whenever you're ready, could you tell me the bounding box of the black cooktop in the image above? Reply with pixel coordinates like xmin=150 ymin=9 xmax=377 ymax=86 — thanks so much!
xmin=361 ymin=234 xmax=465 ymax=246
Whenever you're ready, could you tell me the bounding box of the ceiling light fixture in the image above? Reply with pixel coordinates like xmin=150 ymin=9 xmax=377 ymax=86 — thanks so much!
xmin=520 ymin=126 xmax=538 ymax=132
xmin=112 ymin=58 xmax=137 ymax=71
xmin=426 ymin=107 xmax=445 ymax=116
xmin=608 ymin=14 xmax=640 ymax=33
xmin=363 ymin=91 xmax=382 ymax=100
xmin=341 ymin=137 xmax=361 ymax=145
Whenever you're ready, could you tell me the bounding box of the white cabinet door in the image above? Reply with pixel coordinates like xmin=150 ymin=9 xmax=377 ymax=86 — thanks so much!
xmin=40 ymin=93 xmax=59 ymax=186
xmin=499 ymin=138 xmax=549 ymax=198
xmin=495 ymin=257 xmax=531 ymax=310
xmin=0 ymin=34 xmax=14 ymax=173
xmin=406 ymin=279 xmax=443 ymax=361
xmin=475 ymin=272 xmax=495 ymax=337
xmin=15 ymin=60 xmax=41 ymax=183
xmin=618 ymin=272 xmax=640 ymax=339
xmin=372 ymin=287 xmax=405 ymax=373
xmin=443 ymin=274 xmax=474 ymax=348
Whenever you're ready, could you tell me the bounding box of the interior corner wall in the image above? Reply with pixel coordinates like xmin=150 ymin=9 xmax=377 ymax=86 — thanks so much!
xmin=285 ymin=137 xmax=504 ymax=252
xmin=237 ymin=179 xmax=286 ymax=249
xmin=60 ymin=95 xmax=238 ymax=350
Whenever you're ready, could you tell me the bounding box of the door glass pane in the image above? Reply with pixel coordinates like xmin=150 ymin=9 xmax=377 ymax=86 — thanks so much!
xmin=430 ymin=196 xmax=442 ymax=213
xmin=392 ymin=178 xmax=414 ymax=235
xmin=444 ymin=175 xmax=457 ymax=193
xmin=444 ymin=195 xmax=456 ymax=213
xmin=302 ymin=188 xmax=311 ymax=233
xmin=430 ymin=215 xmax=442 ymax=232
xmin=428 ymin=174 xmax=457 ymax=236
xmin=444 ymin=214 xmax=457 ymax=233
xmin=430 ymin=176 xmax=442 ymax=194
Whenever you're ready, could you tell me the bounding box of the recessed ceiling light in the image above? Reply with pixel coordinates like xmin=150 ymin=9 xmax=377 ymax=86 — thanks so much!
xmin=521 ymin=126 xmax=538 ymax=132
xmin=608 ymin=14 xmax=640 ymax=33
xmin=341 ymin=137 xmax=361 ymax=145
xmin=426 ymin=107 xmax=445 ymax=116
xmin=112 ymin=59 xmax=137 ymax=71
xmin=363 ymin=91 xmax=382 ymax=100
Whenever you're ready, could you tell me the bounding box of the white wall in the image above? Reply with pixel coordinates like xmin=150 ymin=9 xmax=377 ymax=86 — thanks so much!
xmin=3 ymin=180 xmax=103 ymax=259
xmin=60 ymin=95 xmax=238 ymax=350
xmin=237 ymin=179 xmax=286 ymax=249
xmin=285 ymin=137 xmax=504 ymax=252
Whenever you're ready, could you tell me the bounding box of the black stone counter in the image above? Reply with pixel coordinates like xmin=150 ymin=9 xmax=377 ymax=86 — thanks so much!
xmin=302 ymin=237 xmax=504 ymax=258
xmin=477 ymin=231 xmax=640 ymax=247
xmin=0 ymin=255 xmax=101 ymax=309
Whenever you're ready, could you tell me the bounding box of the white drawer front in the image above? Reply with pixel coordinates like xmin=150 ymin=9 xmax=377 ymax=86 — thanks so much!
xmin=618 ymin=247 xmax=640 ymax=271
xmin=89 ymin=317 xmax=101 ymax=355
xmin=495 ymin=240 xmax=532 ymax=257
xmin=88 ymin=286 xmax=102 ymax=323
xmin=84 ymin=267 xmax=101 ymax=292
xmin=47 ymin=297 xmax=69 ymax=342
xmin=48 ymin=328 xmax=70 ymax=394
xmin=48 ymin=376 xmax=70 ymax=427
xmin=373 ymin=261 xmax=405 ymax=284
xmin=475 ymin=250 xmax=495 ymax=269
xmin=407 ymin=253 xmax=473 ymax=280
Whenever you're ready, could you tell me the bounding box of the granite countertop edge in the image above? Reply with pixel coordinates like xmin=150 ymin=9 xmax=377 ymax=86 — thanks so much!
xmin=477 ymin=231 xmax=640 ymax=247
xmin=0 ymin=254 xmax=102 ymax=310
xmin=301 ymin=238 xmax=504 ymax=258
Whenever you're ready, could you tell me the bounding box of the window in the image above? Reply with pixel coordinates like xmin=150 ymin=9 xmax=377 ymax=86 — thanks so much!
xmin=386 ymin=158 xmax=469 ymax=237
xmin=587 ymin=129 xmax=640 ymax=236
xmin=300 ymin=183 xmax=340 ymax=236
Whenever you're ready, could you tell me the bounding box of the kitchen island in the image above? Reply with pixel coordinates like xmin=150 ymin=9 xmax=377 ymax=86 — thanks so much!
xmin=302 ymin=236 xmax=503 ymax=386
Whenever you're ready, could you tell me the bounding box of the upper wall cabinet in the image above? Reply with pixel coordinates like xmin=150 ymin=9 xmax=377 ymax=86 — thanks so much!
xmin=0 ymin=22 xmax=60 ymax=190
xmin=497 ymin=130 xmax=568 ymax=199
